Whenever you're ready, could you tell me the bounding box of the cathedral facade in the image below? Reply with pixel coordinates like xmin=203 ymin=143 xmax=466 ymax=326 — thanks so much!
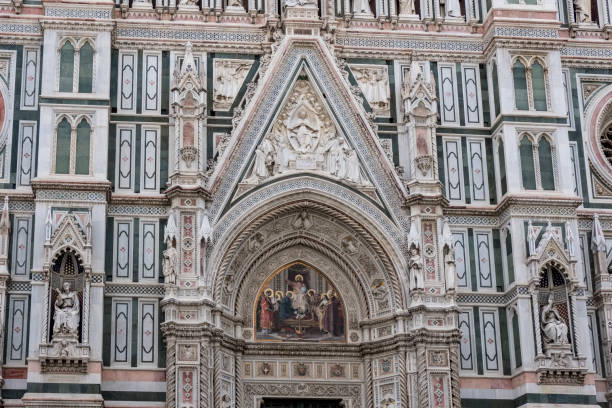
xmin=0 ymin=0 xmax=610 ymax=407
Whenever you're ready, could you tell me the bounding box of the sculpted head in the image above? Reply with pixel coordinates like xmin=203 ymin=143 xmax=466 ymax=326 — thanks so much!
xmin=63 ymin=281 xmax=71 ymax=293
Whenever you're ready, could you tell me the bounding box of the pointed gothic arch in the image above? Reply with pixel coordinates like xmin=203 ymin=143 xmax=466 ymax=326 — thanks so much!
xmin=206 ymin=38 xmax=409 ymax=235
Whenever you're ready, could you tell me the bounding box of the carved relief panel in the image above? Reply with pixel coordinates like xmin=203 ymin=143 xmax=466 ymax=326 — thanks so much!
xmin=213 ymin=59 xmax=253 ymax=111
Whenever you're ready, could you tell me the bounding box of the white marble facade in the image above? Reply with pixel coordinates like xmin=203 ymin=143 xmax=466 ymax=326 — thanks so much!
xmin=0 ymin=0 xmax=610 ymax=407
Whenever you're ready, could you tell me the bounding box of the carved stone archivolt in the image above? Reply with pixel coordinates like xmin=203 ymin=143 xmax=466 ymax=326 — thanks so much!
xmin=211 ymin=199 xmax=406 ymax=329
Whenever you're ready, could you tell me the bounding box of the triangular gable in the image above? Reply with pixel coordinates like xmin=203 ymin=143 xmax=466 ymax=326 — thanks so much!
xmin=207 ymin=37 xmax=408 ymax=231
xmin=234 ymin=69 xmax=380 ymax=203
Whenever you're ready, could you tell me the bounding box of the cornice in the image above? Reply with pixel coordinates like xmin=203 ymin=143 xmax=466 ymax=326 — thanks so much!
xmin=40 ymin=19 xmax=115 ymax=31
xmin=31 ymin=177 xmax=112 ymax=198
xmin=110 ymin=193 xmax=169 ymax=207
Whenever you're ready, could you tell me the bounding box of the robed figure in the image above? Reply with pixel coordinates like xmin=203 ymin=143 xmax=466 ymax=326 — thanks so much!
xmin=53 ymin=282 xmax=80 ymax=337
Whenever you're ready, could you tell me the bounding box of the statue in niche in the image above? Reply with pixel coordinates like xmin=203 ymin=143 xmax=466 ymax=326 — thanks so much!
xmin=353 ymin=0 xmax=373 ymax=15
xmin=541 ymin=295 xmax=569 ymax=345
xmin=574 ymin=0 xmax=591 ymax=23
xmin=285 ymin=0 xmax=317 ymax=6
xmin=399 ymin=0 xmax=415 ymax=15
xmin=248 ymin=137 xmax=275 ymax=182
xmin=162 ymin=238 xmax=178 ymax=286
xmin=408 ymin=244 xmax=424 ymax=291
xmin=53 ymin=282 xmax=80 ymax=337
xmin=565 ymin=221 xmax=575 ymax=258
xmin=441 ymin=221 xmax=456 ymax=292
xmin=527 ymin=220 xmax=537 ymax=256
xmin=441 ymin=0 xmax=461 ymax=18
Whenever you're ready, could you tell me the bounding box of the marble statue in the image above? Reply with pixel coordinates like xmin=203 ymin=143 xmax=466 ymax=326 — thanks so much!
xmin=285 ymin=0 xmax=317 ymax=6
xmin=353 ymin=0 xmax=373 ymax=15
xmin=162 ymin=239 xmax=178 ymax=285
xmin=565 ymin=221 xmax=575 ymax=258
xmin=443 ymin=0 xmax=461 ymax=18
xmin=541 ymin=295 xmax=569 ymax=345
xmin=441 ymin=221 xmax=456 ymax=292
xmin=408 ymin=245 xmax=424 ymax=291
xmin=574 ymin=0 xmax=591 ymax=23
xmin=527 ymin=220 xmax=537 ymax=256
xmin=53 ymin=282 xmax=80 ymax=337
xmin=399 ymin=0 xmax=415 ymax=15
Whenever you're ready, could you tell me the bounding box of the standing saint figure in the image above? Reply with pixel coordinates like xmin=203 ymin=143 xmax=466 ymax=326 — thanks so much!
xmin=408 ymin=244 xmax=424 ymax=291
xmin=527 ymin=220 xmax=537 ymax=256
xmin=541 ymin=295 xmax=569 ymax=345
xmin=53 ymin=282 xmax=80 ymax=337
xmin=287 ymin=274 xmax=309 ymax=316
xmin=259 ymin=289 xmax=275 ymax=335
xmin=574 ymin=0 xmax=591 ymax=23
xmin=399 ymin=0 xmax=415 ymax=15
xmin=162 ymin=238 xmax=178 ymax=286
xmin=444 ymin=0 xmax=461 ymax=17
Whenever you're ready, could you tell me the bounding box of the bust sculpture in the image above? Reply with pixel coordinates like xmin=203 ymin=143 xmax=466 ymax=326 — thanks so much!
xmin=541 ymin=295 xmax=569 ymax=345
xmin=53 ymin=282 xmax=80 ymax=337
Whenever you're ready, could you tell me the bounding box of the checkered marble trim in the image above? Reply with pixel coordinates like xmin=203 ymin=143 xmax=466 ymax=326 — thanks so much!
xmin=8 ymin=281 xmax=31 ymax=292
xmin=456 ymin=286 xmax=528 ymax=305
xmin=108 ymin=204 xmax=168 ymax=217
xmin=0 ymin=23 xmax=41 ymax=36
xmin=336 ymin=35 xmax=483 ymax=52
xmin=37 ymin=190 xmax=106 ymax=203
xmin=562 ymin=47 xmax=612 ymax=58
xmin=105 ymin=283 xmax=164 ymax=296
xmin=45 ymin=7 xmax=112 ymax=19
xmin=116 ymin=28 xmax=266 ymax=43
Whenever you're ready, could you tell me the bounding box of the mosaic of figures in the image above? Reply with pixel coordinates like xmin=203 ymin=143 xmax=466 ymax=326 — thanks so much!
xmin=255 ymin=263 xmax=345 ymax=342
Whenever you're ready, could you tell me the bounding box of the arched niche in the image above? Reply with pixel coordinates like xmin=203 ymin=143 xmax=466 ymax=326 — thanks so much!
xmin=253 ymin=261 xmax=346 ymax=342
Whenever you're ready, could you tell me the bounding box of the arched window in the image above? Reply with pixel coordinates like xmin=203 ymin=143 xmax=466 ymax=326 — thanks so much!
xmin=53 ymin=116 xmax=92 ymax=175
xmin=519 ymin=132 xmax=557 ymax=191
xmin=75 ymin=119 xmax=91 ymax=175
xmin=58 ymin=38 xmax=95 ymax=93
xmin=59 ymin=41 xmax=75 ymax=93
xmin=538 ymin=136 xmax=555 ymax=190
xmin=519 ymin=135 xmax=536 ymax=190
xmin=498 ymin=139 xmax=507 ymax=196
xmin=512 ymin=56 xmax=549 ymax=112
xmin=513 ymin=60 xmax=529 ymax=111
xmin=531 ymin=60 xmax=547 ymax=111
xmin=491 ymin=61 xmax=501 ymax=118
xmin=55 ymin=118 xmax=71 ymax=174
xmin=78 ymin=42 xmax=94 ymax=94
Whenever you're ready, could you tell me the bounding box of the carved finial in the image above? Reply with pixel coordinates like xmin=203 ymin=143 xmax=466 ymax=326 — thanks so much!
xmin=0 ymin=196 xmax=9 ymax=230
xmin=164 ymin=209 xmax=178 ymax=245
xmin=181 ymin=41 xmax=196 ymax=75
xmin=200 ymin=210 xmax=213 ymax=244
xmin=407 ymin=220 xmax=420 ymax=249
xmin=441 ymin=218 xmax=452 ymax=250
xmin=592 ymin=214 xmax=606 ymax=253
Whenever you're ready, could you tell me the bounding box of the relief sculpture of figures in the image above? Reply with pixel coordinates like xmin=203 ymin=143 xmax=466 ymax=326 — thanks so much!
xmin=350 ymin=66 xmax=390 ymax=116
xmin=53 ymin=282 xmax=80 ymax=337
xmin=242 ymin=79 xmax=372 ymax=187
xmin=443 ymin=0 xmax=461 ymax=18
xmin=541 ymin=295 xmax=569 ymax=346
xmin=214 ymin=60 xmax=253 ymax=110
